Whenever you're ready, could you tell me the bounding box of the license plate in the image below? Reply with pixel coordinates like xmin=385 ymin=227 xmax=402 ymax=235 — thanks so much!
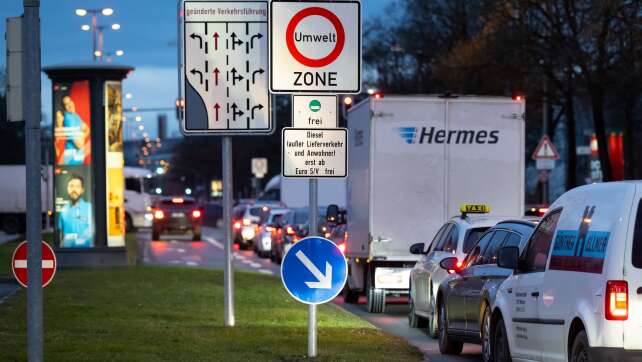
xmin=171 ymin=212 xmax=185 ymax=218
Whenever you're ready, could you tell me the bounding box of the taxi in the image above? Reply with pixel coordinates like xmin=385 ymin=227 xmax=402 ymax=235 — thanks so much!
xmin=408 ymin=204 xmax=508 ymax=337
xmin=492 ymin=182 xmax=642 ymax=362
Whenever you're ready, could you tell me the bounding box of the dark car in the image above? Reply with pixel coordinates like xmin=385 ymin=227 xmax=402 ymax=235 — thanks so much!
xmin=152 ymin=197 xmax=203 ymax=241
xmin=270 ymin=207 xmax=326 ymax=264
xmin=435 ymin=219 xmax=537 ymax=362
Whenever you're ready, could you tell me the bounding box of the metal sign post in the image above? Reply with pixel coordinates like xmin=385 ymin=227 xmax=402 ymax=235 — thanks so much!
xmin=23 ymin=0 xmax=43 ymax=360
xmin=222 ymin=137 xmax=235 ymax=327
xmin=308 ymin=178 xmax=318 ymax=357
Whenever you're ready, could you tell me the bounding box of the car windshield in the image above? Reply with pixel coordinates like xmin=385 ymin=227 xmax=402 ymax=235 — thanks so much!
xmin=464 ymin=227 xmax=490 ymax=254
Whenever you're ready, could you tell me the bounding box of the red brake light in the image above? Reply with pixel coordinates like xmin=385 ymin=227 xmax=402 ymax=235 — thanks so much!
xmin=338 ymin=243 xmax=346 ymax=254
xmin=266 ymin=226 xmax=276 ymax=232
xmin=286 ymin=226 xmax=295 ymax=235
xmin=192 ymin=209 xmax=202 ymax=219
xmin=605 ymin=280 xmax=628 ymax=321
xmin=233 ymin=221 xmax=242 ymax=230
xmin=538 ymin=208 xmax=549 ymax=216
xmin=242 ymin=218 xmax=251 ymax=226
xmin=154 ymin=209 xmax=165 ymax=220
xmin=456 ymin=260 xmax=463 ymax=268
xmin=171 ymin=197 xmax=184 ymax=204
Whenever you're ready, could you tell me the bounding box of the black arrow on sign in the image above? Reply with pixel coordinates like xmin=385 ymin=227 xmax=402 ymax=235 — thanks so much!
xmin=213 ymin=103 xmax=221 ymax=121
xmin=250 ymin=33 xmax=263 ymax=49
xmin=252 ymin=68 xmax=265 ymax=84
xmin=251 ymin=104 xmax=264 ymax=119
xmin=230 ymin=32 xmax=243 ymax=50
xmin=231 ymin=68 xmax=244 ymax=85
xmin=231 ymin=103 xmax=244 ymax=121
xmin=213 ymin=67 xmax=220 ymax=86
xmin=190 ymin=68 xmax=203 ymax=84
xmin=213 ymin=32 xmax=219 ymax=50
xmin=190 ymin=33 xmax=203 ymax=49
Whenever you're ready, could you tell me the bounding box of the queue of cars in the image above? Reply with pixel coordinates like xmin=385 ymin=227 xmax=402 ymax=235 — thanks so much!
xmin=408 ymin=182 xmax=642 ymax=362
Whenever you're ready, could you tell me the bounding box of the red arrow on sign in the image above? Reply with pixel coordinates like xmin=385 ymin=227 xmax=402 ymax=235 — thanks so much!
xmin=11 ymin=240 xmax=57 ymax=288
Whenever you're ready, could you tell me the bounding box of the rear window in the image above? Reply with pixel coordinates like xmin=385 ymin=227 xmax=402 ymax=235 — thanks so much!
xmin=463 ymin=227 xmax=489 ymax=254
xmin=633 ymin=200 xmax=642 ymax=268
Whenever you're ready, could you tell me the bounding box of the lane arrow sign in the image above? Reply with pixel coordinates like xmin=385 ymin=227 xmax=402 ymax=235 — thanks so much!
xmin=213 ymin=67 xmax=220 ymax=86
xmin=295 ymin=250 xmax=332 ymax=289
xmin=190 ymin=33 xmax=203 ymax=49
xmin=213 ymin=32 xmax=219 ymax=50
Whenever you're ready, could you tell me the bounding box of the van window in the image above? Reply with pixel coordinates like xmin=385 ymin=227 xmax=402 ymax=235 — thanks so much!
xmin=633 ymin=200 xmax=642 ymax=268
xmin=464 ymin=231 xmax=494 ymax=267
xmin=479 ymin=230 xmax=509 ymax=264
xmin=463 ymin=227 xmax=489 ymax=254
xmin=125 ymin=177 xmax=141 ymax=193
xmin=523 ymin=209 xmax=562 ymax=273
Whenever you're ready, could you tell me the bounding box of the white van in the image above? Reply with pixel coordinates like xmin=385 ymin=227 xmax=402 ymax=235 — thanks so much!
xmin=492 ymin=182 xmax=642 ymax=362
xmin=124 ymin=167 xmax=154 ymax=230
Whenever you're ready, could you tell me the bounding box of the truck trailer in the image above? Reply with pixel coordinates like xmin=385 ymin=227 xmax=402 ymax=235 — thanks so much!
xmin=344 ymin=95 xmax=525 ymax=313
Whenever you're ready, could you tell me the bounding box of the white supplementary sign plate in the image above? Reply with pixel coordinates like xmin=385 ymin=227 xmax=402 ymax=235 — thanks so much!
xmin=291 ymin=95 xmax=337 ymax=128
xmin=270 ymin=0 xmax=361 ymax=93
xmin=282 ymin=128 xmax=347 ymax=178
xmin=182 ymin=1 xmax=272 ymax=135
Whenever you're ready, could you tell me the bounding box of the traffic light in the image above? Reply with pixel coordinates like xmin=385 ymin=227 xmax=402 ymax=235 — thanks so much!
xmin=175 ymin=98 xmax=185 ymax=120
xmin=341 ymin=95 xmax=353 ymax=119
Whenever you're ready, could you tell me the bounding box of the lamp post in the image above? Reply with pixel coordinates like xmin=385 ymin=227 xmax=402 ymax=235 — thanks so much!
xmin=75 ymin=7 xmax=118 ymax=61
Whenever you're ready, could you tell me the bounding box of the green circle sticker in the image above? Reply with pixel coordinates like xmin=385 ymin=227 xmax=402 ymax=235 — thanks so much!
xmin=309 ymin=100 xmax=321 ymax=112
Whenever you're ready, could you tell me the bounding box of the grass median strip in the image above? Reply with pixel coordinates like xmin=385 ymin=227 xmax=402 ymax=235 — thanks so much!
xmin=0 ymin=266 xmax=422 ymax=361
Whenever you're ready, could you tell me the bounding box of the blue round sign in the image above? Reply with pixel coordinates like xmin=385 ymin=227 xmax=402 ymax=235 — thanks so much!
xmin=281 ymin=236 xmax=348 ymax=305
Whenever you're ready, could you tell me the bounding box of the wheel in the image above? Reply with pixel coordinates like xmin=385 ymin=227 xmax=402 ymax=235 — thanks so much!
xmin=152 ymin=231 xmax=160 ymax=241
xmin=1 ymin=215 xmax=21 ymax=234
xmin=481 ymin=305 xmax=493 ymax=362
xmin=343 ymin=284 xmax=360 ymax=304
xmin=493 ymin=315 xmax=512 ymax=362
xmin=125 ymin=213 xmax=134 ymax=233
xmin=427 ymin=298 xmax=438 ymax=339
xmin=408 ymin=295 xmax=427 ymax=328
xmin=366 ymin=270 xmax=385 ymax=313
xmin=192 ymin=233 xmax=201 ymax=241
xmin=438 ymin=300 xmax=463 ymax=355
xmin=570 ymin=330 xmax=591 ymax=362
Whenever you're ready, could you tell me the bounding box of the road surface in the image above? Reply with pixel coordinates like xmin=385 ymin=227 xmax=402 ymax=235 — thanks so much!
xmin=137 ymin=226 xmax=481 ymax=362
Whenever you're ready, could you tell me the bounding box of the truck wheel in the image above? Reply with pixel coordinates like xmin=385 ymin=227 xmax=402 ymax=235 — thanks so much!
xmin=366 ymin=271 xmax=385 ymax=313
xmin=438 ymin=301 xmax=463 ymax=355
xmin=1 ymin=215 xmax=22 ymax=234
xmin=570 ymin=330 xmax=590 ymax=362
xmin=125 ymin=213 xmax=134 ymax=233
xmin=152 ymin=231 xmax=160 ymax=241
xmin=192 ymin=232 xmax=201 ymax=241
xmin=342 ymin=284 xmax=359 ymax=304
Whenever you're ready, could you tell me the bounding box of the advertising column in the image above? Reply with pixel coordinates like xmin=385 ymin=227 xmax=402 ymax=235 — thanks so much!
xmin=53 ymin=80 xmax=95 ymax=248
xmin=105 ymin=81 xmax=125 ymax=247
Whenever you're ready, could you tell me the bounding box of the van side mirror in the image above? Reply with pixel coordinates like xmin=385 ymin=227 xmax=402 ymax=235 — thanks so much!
xmin=409 ymin=242 xmax=425 ymax=255
xmin=498 ymin=246 xmax=520 ymax=270
xmin=439 ymin=257 xmax=460 ymax=273
xmin=326 ymin=204 xmax=339 ymax=223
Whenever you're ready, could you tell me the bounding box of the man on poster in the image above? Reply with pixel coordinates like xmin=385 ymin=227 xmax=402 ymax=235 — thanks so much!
xmin=58 ymin=175 xmax=93 ymax=248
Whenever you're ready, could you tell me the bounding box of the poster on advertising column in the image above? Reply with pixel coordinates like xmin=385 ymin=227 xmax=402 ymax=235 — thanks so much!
xmin=105 ymin=81 xmax=125 ymax=247
xmin=53 ymin=80 xmax=95 ymax=248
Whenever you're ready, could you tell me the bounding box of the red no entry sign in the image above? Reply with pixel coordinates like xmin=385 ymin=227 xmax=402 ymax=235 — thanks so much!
xmin=12 ymin=240 xmax=57 ymax=288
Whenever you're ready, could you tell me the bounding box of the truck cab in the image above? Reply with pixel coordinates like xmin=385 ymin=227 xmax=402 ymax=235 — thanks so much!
xmin=124 ymin=167 xmax=154 ymax=231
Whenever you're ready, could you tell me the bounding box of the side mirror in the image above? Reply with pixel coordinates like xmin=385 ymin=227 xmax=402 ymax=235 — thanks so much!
xmin=409 ymin=242 xmax=425 ymax=255
xmin=326 ymin=204 xmax=339 ymax=223
xmin=439 ymin=257 xmax=460 ymax=273
xmin=497 ymin=246 xmax=520 ymax=270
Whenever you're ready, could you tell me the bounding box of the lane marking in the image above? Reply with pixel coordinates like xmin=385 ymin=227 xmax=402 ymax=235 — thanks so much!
xmin=250 ymin=262 xmax=261 ymax=268
xmin=185 ymin=261 xmax=198 ymax=266
xmin=241 ymin=259 xmax=252 ymax=264
xmin=204 ymin=237 xmax=224 ymax=250
xmin=177 ymin=248 xmax=186 ymax=253
xmin=258 ymin=269 xmax=273 ymax=275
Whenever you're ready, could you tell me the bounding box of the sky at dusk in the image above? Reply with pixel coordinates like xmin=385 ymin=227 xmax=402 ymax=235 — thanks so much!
xmin=0 ymin=0 xmax=393 ymax=139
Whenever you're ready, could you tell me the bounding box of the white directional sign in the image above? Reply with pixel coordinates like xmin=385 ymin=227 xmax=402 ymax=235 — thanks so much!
xmin=270 ymin=1 xmax=361 ymax=94
xmin=251 ymin=157 xmax=268 ymax=178
xmin=282 ymin=128 xmax=347 ymax=178
xmin=182 ymin=1 xmax=272 ymax=135
xmin=292 ymin=95 xmax=338 ymax=128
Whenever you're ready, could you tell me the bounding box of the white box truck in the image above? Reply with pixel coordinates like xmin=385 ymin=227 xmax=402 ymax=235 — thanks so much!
xmin=344 ymin=95 xmax=525 ymax=312
xmin=0 ymin=165 xmax=52 ymax=234
xmin=259 ymin=175 xmax=346 ymax=208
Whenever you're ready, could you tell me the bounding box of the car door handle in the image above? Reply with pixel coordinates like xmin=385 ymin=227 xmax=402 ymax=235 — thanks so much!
xmin=637 ymin=287 xmax=642 ymax=295
xmin=531 ymin=291 xmax=540 ymax=298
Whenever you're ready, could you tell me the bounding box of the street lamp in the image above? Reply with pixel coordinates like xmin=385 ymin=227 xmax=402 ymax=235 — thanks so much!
xmin=75 ymin=7 xmax=119 ymax=62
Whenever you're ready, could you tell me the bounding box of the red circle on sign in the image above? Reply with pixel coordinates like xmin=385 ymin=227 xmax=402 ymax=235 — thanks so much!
xmin=285 ymin=7 xmax=346 ymax=68
xmin=11 ymin=241 xmax=57 ymax=288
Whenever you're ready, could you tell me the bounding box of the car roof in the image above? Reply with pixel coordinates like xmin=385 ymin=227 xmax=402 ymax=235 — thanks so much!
xmin=448 ymin=215 xmax=514 ymax=228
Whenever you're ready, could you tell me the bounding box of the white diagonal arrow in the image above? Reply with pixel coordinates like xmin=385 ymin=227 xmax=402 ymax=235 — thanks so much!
xmin=295 ymin=250 xmax=332 ymax=289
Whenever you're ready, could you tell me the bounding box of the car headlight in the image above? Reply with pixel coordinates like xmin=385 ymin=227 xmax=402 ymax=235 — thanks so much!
xmin=144 ymin=213 xmax=154 ymax=221
xmin=241 ymin=227 xmax=255 ymax=240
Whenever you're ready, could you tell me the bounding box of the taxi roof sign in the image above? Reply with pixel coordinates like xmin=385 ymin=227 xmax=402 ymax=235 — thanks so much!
xmin=460 ymin=204 xmax=491 ymax=215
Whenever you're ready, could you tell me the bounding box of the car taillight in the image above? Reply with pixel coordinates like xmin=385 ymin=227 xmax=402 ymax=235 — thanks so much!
xmin=233 ymin=221 xmax=242 ymax=230
xmin=338 ymin=243 xmax=346 ymax=254
xmin=324 ymin=232 xmax=331 ymax=238
xmin=266 ymin=226 xmax=276 ymax=232
xmin=538 ymin=208 xmax=549 ymax=216
xmin=605 ymin=280 xmax=628 ymax=321
xmin=242 ymin=218 xmax=251 ymax=226
xmin=286 ymin=226 xmax=295 ymax=235
xmin=192 ymin=209 xmax=202 ymax=219
xmin=154 ymin=209 xmax=165 ymax=220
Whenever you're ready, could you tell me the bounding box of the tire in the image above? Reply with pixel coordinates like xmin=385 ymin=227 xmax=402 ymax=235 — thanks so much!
xmin=366 ymin=270 xmax=385 ymax=313
xmin=427 ymin=298 xmax=439 ymax=339
xmin=270 ymin=251 xmax=276 ymax=262
xmin=343 ymin=285 xmax=360 ymax=304
xmin=1 ymin=215 xmax=22 ymax=234
xmin=481 ymin=305 xmax=493 ymax=362
xmin=193 ymin=233 xmax=201 ymax=241
xmin=570 ymin=330 xmax=591 ymax=362
xmin=125 ymin=213 xmax=134 ymax=233
xmin=438 ymin=300 xmax=463 ymax=355
xmin=408 ymin=296 xmax=427 ymax=328
xmin=493 ymin=316 xmax=512 ymax=362
xmin=152 ymin=231 xmax=160 ymax=241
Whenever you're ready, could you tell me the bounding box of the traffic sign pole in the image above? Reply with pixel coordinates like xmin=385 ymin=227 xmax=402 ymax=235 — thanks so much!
xmin=23 ymin=1 xmax=43 ymax=360
xmin=308 ymin=178 xmax=318 ymax=357
xmin=223 ymin=137 xmax=235 ymax=327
